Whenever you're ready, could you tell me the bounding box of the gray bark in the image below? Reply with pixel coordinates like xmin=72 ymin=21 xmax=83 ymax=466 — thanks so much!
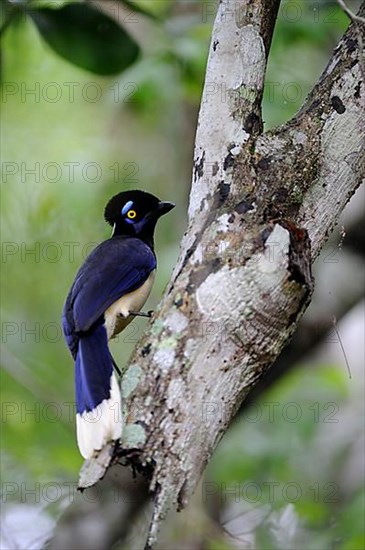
xmin=78 ymin=1 xmax=365 ymax=548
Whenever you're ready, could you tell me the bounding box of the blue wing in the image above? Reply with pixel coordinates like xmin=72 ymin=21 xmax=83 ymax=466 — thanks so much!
xmin=62 ymin=235 xmax=156 ymax=357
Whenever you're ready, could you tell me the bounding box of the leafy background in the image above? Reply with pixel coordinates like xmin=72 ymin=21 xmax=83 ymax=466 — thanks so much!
xmin=1 ymin=0 xmax=364 ymax=548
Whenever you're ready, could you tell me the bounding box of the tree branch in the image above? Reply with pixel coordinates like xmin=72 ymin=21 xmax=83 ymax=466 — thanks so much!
xmin=177 ymin=0 xmax=280 ymax=273
xmin=76 ymin=2 xmax=365 ymax=548
xmin=254 ymin=1 xmax=364 ymax=257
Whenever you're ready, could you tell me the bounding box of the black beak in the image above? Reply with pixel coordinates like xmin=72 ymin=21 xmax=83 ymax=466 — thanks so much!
xmin=156 ymin=201 xmax=175 ymax=217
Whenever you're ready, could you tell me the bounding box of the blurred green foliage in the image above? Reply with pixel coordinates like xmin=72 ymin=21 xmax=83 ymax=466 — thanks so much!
xmin=206 ymin=366 xmax=364 ymax=549
xmin=1 ymin=0 xmax=363 ymax=548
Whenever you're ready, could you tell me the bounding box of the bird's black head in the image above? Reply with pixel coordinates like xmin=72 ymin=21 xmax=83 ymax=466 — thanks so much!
xmin=104 ymin=190 xmax=175 ymax=248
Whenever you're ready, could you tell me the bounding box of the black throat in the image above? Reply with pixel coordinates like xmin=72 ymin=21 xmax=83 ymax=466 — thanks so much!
xmin=112 ymin=222 xmax=155 ymax=251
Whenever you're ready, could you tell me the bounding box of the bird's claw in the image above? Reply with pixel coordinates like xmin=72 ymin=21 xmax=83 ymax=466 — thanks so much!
xmin=128 ymin=310 xmax=154 ymax=319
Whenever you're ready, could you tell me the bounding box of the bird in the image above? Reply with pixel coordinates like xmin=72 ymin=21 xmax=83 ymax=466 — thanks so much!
xmin=62 ymin=190 xmax=175 ymax=459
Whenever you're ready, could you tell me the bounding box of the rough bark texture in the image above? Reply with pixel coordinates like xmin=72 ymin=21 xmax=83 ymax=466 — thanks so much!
xmin=78 ymin=1 xmax=365 ymax=547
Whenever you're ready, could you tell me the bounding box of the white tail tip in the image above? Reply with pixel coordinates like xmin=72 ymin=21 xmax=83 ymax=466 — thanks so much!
xmin=76 ymin=372 xmax=122 ymax=459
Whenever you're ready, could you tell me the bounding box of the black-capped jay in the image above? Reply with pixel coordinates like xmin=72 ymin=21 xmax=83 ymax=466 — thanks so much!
xmin=62 ymin=190 xmax=175 ymax=458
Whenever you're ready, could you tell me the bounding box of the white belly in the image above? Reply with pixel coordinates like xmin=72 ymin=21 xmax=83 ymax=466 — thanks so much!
xmin=104 ymin=270 xmax=155 ymax=339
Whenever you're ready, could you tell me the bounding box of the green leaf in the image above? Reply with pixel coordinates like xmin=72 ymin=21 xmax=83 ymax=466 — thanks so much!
xmin=28 ymin=3 xmax=140 ymax=75
xmin=118 ymin=0 xmax=162 ymax=20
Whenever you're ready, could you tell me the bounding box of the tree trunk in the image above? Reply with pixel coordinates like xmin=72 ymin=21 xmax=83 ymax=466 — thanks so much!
xmin=78 ymin=1 xmax=365 ymax=547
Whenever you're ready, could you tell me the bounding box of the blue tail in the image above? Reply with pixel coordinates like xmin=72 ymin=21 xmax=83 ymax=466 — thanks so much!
xmin=75 ymin=323 xmax=122 ymax=459
xmin=75 ymin=323 xmax=112 ymax=414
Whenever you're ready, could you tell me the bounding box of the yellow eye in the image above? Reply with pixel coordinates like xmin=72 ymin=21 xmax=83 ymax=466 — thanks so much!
xmin=127 ymin=209 xmax=137 ymax=219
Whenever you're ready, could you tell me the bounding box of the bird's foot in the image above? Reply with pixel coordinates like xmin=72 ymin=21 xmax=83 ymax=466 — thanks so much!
xmin=128 ymin=310 xmax=154 ymax=318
